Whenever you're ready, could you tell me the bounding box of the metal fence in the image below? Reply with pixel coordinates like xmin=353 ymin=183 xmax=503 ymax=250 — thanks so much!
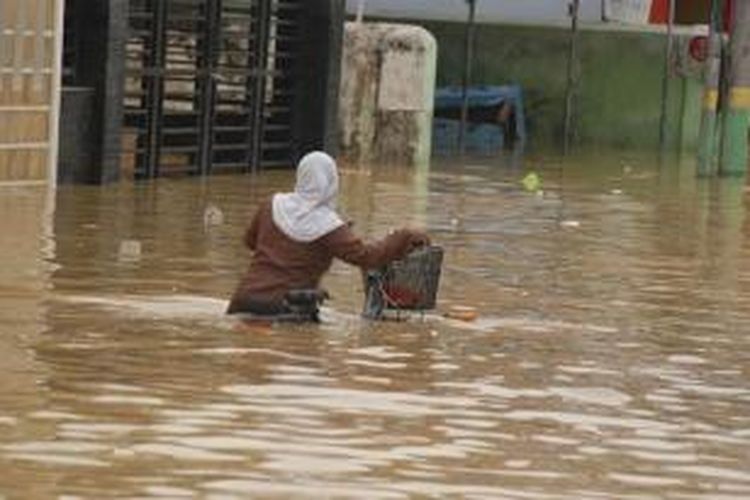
xmin=122 ymin=0 xmax=303 ymax=179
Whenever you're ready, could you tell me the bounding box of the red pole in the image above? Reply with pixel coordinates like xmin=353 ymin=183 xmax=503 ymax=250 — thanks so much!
xmin=723 ymin=0 xmax=734 ymax=32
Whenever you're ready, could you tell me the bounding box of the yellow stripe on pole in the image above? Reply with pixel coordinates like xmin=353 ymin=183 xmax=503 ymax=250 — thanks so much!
xmin=703 ymin=89 xmax=719 ymax=110
xmin=729 ymin=87 xmax=750 ymax=110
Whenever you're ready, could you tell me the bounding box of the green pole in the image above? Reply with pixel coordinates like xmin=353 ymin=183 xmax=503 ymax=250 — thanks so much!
xmin=719 ymin=0 xmax=750 ymax=177
xmin=563 ymin=0 xmax=580 ymax=156
xmin=658 ymin=0 xmax=676 ymax=151
xmin=697 ymin=0 xmax=724 ymax=176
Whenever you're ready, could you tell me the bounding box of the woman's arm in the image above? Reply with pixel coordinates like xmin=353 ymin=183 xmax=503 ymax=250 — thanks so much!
xmin=323 ymin=225 xmax=429 ymax=269
xmin=244 ymin=207 xmax=262 ymax=250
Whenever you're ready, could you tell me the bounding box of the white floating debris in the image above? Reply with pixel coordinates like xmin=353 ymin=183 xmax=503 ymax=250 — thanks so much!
xmin=560 ymin=220 xmax=581 ymax=229
xmin=118 ymin=240 xmax=142 ymax=263
xmin=112 ymin=447 xmax=137 ymax=458
xmin=667 ymin=355 xmax=706 ymax=365
xmin=611 ymin=189 xmax=623 ymax=195
xmin=203 ymin=204 xmax=225 ymax=228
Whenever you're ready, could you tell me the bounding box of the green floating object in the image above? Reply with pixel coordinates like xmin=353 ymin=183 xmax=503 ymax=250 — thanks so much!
xmin=521 ymin=172 xmax=542 ymax=192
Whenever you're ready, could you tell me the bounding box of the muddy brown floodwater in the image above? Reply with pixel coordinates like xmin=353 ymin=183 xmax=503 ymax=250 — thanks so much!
xmin=1 ymin=152 xmax=749 ymax=498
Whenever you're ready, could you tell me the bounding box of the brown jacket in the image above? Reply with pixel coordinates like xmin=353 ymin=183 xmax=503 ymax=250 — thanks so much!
xmin=228 ymin=200 xmax=426 ymax=311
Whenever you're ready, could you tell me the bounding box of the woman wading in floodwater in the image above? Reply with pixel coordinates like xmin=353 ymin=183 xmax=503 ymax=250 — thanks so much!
xmin=227 ymin=151 xmax=429 ymax=321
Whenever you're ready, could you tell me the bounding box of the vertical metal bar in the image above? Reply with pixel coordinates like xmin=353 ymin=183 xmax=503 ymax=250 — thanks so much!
xmin=198 ymin=0 xmax=220 ymax=176
xmin=244 ymin=0 xmax=261 ymax=171
xmin=265 ymin=2 xmax=277 ymax=103
xmin=145 ymin=0 xmax=167 ymax=178
xmin=129 ymin=2 xmax=148 ymax=177
xmin=458 ymin=0 xmax=476 ymax=157
xmin=243 ymin=0 xmax=258 ymax=170
xmin=61 ymin=0 xmax=73 ymax=86
xmin=563 ymin=0 xmax=580 ymax=156
xmin=13 ymin=0 xmax=28 ymax=93
xmin=0 ymin=1 xmax=6 ymax=92
xmin=697 ymin=0 xmax=724 ymax=176
xmin=249 ymin=0 xmax=271 ymax=173
xmin=719 ymin=0 xmax=750 ymax=176
xmin=356 ymin=0 xmax=366 ymax=24
xmin=717 ymin=0 xmax=733 ymax=167
xmin=658 ymin=0 xmax=676 ymax=151
xmin=48 ymin=0 xmax=65 ymax=187
xmin=91 ymin=0 xmax=128 ymax=184
xmin=142 ymin=0 xmax=155 ymax=177
xmin=33 ymin=0 xmax=47 ymax=92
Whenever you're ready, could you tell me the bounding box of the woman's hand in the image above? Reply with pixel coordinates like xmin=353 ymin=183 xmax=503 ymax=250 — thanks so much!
xmin=408 ymin=229 xmax=431 ymax=250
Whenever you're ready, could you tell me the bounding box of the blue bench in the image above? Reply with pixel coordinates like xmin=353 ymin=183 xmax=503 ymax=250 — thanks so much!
xmin=432 ymin=85 xmax=527 ymax=156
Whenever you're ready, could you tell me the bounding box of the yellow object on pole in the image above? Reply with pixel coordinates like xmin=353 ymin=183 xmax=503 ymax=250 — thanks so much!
xmin=697 ymin=0 xmax=724 ymax=177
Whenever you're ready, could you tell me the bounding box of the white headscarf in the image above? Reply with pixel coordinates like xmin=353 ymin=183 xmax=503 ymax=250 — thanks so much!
xmin=272 ymin=151 xmax=346 ymax=242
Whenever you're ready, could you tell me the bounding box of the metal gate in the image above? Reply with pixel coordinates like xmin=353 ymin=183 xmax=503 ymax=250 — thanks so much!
xmin=123 ymin=0 xmax=302 ymax=178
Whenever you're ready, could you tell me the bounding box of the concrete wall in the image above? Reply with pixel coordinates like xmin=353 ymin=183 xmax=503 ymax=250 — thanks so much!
xmin=419 ymin=21 xmax=703 ymax=151
xmin=0 ymin=0 xmax=64 ymax=184
xmin=346 ymin=0 xmax=605 ymax=26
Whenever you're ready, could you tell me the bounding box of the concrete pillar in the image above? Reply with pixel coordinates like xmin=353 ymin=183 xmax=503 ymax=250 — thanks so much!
xmin=719 ymin=0 xmax=750 ymax=177
xmin=339 ymin=23 xmax=437 ymax=167
xmin=293 ymin=0 xmax=345 ymax=159
xmin=62 ymin=0 xmax=127 ymax=184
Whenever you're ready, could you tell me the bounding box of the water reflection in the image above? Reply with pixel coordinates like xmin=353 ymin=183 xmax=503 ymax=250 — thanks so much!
xmin=1 ymin=153 xmax=749 ymax=498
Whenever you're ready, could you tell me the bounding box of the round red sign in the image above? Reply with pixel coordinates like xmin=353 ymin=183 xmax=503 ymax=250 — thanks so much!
xmin=689 ymin=36 xmax=709 ymax=63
